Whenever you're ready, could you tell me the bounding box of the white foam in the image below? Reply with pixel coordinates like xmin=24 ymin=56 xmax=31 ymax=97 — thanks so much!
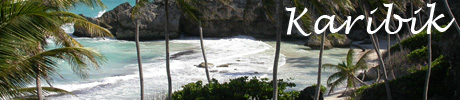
xmin=95 ymin=10 xmax=106 ymax=18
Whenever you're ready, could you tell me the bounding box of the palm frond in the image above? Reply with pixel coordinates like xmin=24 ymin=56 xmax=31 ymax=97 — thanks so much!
xmin=346 ymin=49 xmax=354 ymax=67
xmin=7 ymin=87 xmax=75 ymax=97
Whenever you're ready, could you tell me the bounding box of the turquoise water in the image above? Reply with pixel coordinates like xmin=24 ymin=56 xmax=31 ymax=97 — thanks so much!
xmin=48 ymin=1 xmax=349 ymax=99
xmin=67 ymin=0 xmax=135 ymax=18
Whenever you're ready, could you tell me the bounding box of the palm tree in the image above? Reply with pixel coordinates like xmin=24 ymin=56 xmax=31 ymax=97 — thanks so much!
xmin=0 ymin=0 xmax=112 ymax=99
xmin=131 ymin=0 xmax=150 ymax=99
xmin=165 ymin=0 xmax=172 ymax=99
xmin=442 ymin=0 xmax=460 ymax=35
xmin=175 ymin=0 xmax=212 ymax=84
xmin=271 ymin=0 xmax=284 ymax=99
xmin=323 ymin=49 xmax=370 ymax=95
xmin=423 ymin=1 xmax=432 ymax=100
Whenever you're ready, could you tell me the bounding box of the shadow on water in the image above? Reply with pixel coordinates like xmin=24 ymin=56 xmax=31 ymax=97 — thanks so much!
xmin=285 ymin=56 xmax=317 ymax=68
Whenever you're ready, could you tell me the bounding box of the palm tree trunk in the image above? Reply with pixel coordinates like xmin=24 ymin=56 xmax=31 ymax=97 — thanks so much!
xmin=423 ymin=30 xmax=432 ymax=100
xmin=134 ymin=1 xmax=144 ymax=100
xmin=272 ymin=0 xmax=283 ymax=99
xmin=442 ymin=0 xmax=460 ymax=35
xmin=370 ymin=34 xmax=393 ymax=100
xmin=165 ymin=0 xmax=172 ymax=99
xmin=352 ymin=74 xmax=369 ymax=86
xmin=315 ymin=32 xmax=326 ymax=100
xmin=36 ymin=69 xmax=44 ymax=100
xmin=36 ymin=42 xmax=44 ymax=100
xmin=199 ymin=21 xmax=211 ymax=84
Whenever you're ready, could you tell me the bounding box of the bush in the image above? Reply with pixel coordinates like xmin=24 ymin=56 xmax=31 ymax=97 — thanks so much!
xmin=357 ymin=56 xmax=454 ymax=100
xmin=407 ymin=47 xmax=428 ymax=63
xmin=390 ymin=28 xmax=445 ymax=52
xmin=172 ymin=76 xmax=299 ymax=100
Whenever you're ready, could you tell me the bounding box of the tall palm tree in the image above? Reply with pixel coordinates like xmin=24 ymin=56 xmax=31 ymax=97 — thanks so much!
xmin=131 ymin=0 xmax=150 ymax=99
xmin=271 ymin=0 xmax=283 ymax=99
xmin=442 ymin=0 xmax=460 ymax=35
xmin=423 ymin=1 xmax=432 ymax=100
xmin=323 ymin=49 xmax=370 ymax=95
xmin=165 ymin=0 xmax=172 ymax=99
xmin=0 ymin=0 xmax=112 ymax=99
xmin=175 ymin=0 xmax=212 ymax=84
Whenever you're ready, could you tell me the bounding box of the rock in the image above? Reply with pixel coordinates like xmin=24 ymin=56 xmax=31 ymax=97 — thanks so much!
xmin=97 ymin=2 xmax=181 ymax=41
xmin=73 ymin=14 xmax=112 ymax=37
xmin=296 ymin=85 xmax=324 ymax=100
xmin=217 ymin=64 xmax=231 ymax=67
xmin=210 ymin=70 xmax=218 ymax=73
xmin=307 ymin=34 xmax=333 ymax=49
xmin=180 ymin=0 xmax=305 ymax=39
xmin=219 ymin=70 xmax=229 ymax=73
xmin=327 ymin=34 xmax=351 ymax=47
xmin=170 ymin=50 xmax=195 ymax=60
xmin=196 ymin=62 xmax=214 ymax=68
xmin=347 ymin=29 xmax=368 ymax=41
xmin=363 ymin=66 xmax=380 ymax=81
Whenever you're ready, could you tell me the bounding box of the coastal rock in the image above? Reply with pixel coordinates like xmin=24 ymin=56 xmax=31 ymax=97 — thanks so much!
xmin=97 ymin=2 xmax=181 ymax=40
xmin=196 ymin=62 xmax=214 ymax=68
xmin=327 ymin=34 xmax=351 ymax=47
xmin=307 ymin=34 xmax=333 ymax=49
xmin=347 ymin=29 xmax=368 ymax=41
xmin=73 ymin=14 xmax=112 ymax=37
xmin=180 ymin=0 xmax=306 ymax=39
xmin=217 ymin=64 xmax=231 ymax=67
xmin=296 ymin=86 xmax=324 ymax=100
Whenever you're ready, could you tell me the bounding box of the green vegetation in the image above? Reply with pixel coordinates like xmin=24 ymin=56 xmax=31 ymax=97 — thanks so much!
xmin=390 ymin=29 xmax=445 ymax=52
xmin=407 ymin=47 xmax=428 ymax=63
xmin=172 ymin=76 xmax=299 ymax=100
xmin=0 ymin=0 xmax=111 ymax=99
xmin=327 ymin=33 xmax=347 ymax=40
xmin=323 ymin=49 xmax=370 ymax=95
xmin=357 ymin=56 xmax=454 ymax=100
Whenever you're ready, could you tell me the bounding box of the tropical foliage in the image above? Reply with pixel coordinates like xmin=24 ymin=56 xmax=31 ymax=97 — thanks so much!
xmin=172 ymin=76 xmax=299 ymax=100
xmin=0 ymin=0 xmax=112 ymax=99
xmin=323 ymin=49 xmax=370 ymax=95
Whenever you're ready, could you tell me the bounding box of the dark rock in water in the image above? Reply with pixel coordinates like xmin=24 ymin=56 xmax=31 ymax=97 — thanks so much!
xmin=210 ymin=70 xmax=218 ymax=73
xmin=219 ymin=70 xmax=228 ymax=73
xmin=307 ymin=34 xmax=333 ymax=49
xmin=97 ymin=2 xmax=181 ymax=40
xmin=170 ymin=50 xmax=195 ymax=60
xmin=196 ymin=62 xmax=214 ymax=68
xmin=327 ymin=34 xmax=351 ymax=47
xmin=296 ymin=85 xmax=324 ymax=100
xmin=217 ymin=64 xmax=231 ymax=67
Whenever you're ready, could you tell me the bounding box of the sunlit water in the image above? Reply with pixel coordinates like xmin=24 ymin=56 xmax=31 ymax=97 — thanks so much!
xmin=46 ymin=1 xmax=349 ymax=99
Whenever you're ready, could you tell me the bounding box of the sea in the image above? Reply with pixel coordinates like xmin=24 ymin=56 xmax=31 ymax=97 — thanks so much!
xmin=46 ymin=0 xmax=349 ymax=99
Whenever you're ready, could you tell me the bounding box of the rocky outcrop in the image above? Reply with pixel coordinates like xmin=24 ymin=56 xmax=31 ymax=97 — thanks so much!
xmin=196 ymin=62 xmax=214 ymax=68
xmin=95 ymin=2 xmax=181 ymax=40
xmin=306 ymin=34 xmax=333 ymax=49
xmin=76 ymin=0 xmax=308 ymax=40
xmin=327 ymin=34 xmax=351 ymax=47
xmin=296 ymin=85 xmax=324 ymax=100
xmin=73 ymin=14 xmax=112 ymax=37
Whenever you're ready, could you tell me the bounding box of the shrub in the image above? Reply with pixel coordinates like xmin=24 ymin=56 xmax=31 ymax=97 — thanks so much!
xmin=357 ymin=56 xmax=453 ymax=100
xmin=407 ymin=47 xmax=428 ymax=63
xmin=172 ymin=76 xmax=299 ymax=100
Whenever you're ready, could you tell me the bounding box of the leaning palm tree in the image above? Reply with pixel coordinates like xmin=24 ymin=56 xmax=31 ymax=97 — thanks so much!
xmin=175 ymin=0 xmax=212 ymax=84
xmin=442 ymin=0 xmax=460 ymax=35
xmin=323 ymin=49 xmax=370 ymax=95
xmin=0 ymin=0 xmax=112 ymax=99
